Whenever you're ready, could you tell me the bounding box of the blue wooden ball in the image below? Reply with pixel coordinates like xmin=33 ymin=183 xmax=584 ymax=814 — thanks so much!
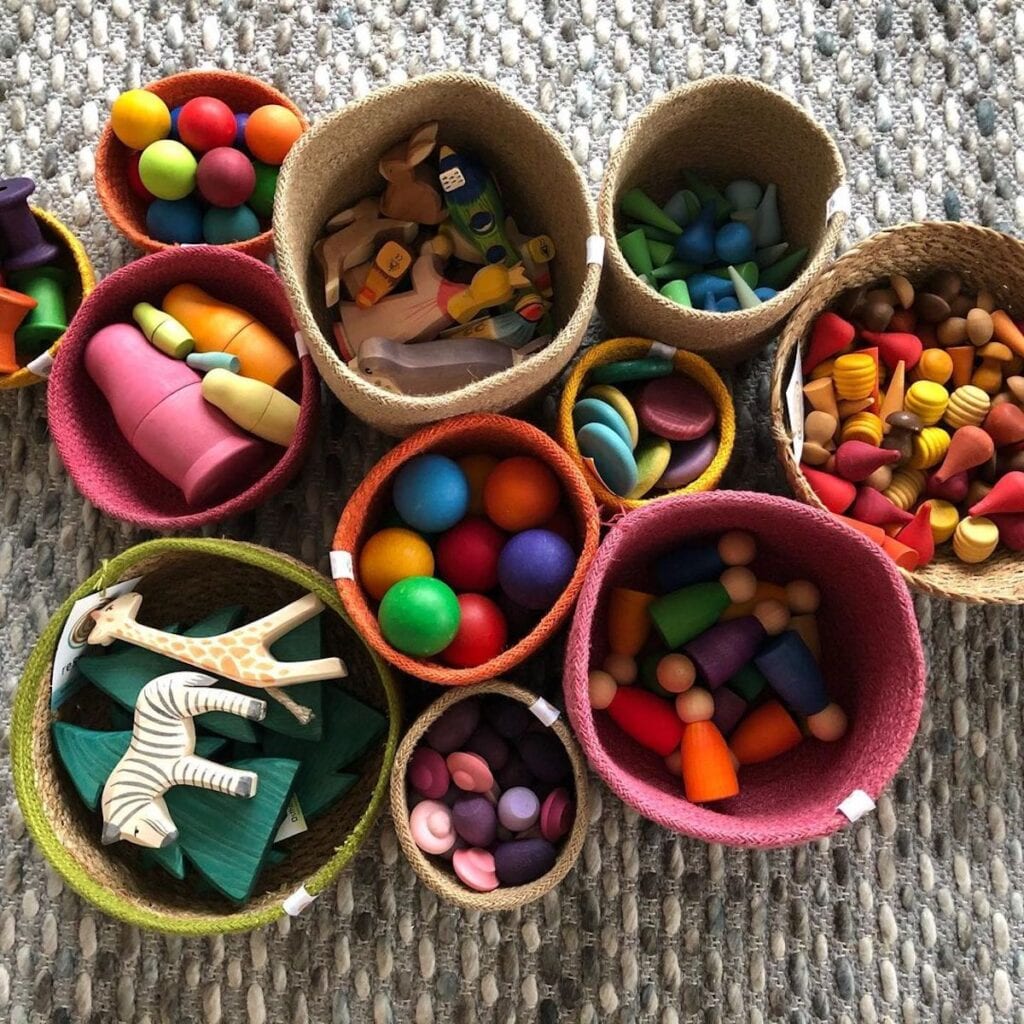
xmin=146 ymin=196 xmax=204 ymax=244
xmin=393 ymin=454 xmax=469 ymax=534
xmin=714 ymin=221 xmax=755 ymax=265
xmin=169 ymin=105 xmax=182 ymax=141
xmin=498 ymin=529 xmax=575 ymax=610
xmin=202 ymin=204 xmax=261 ymax=244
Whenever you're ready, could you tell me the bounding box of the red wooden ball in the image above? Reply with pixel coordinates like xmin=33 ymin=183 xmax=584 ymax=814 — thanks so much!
xmin=196 ymin=147 xmax=256 ymax=207
xmin=435 ymin=516 xmax=505 ymax=592
xmin=440 ymin=594 xmax=508 ymax=668
xmin=126 ymin=150 xmax=155 ymax=201
xmin=177 ymin=96 xmax=237 ymax=153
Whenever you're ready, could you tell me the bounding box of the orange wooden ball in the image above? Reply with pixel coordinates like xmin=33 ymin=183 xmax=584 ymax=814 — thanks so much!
xmin=483 ymin=456 xmax=561 ymax=531
xmin=458 ymin=454 xmax=498 ymax=515
xmin=244 ymin=104 xmax=303 ymax=165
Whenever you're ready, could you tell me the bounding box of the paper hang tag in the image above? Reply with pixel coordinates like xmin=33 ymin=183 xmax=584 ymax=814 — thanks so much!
xmin=274 ymin=794 xmax=308 ymax=842
xmin=329 ymin=550 xmax=354 ymax=581
xmin=529 ymin=697 xmax=560 ymax=727
xmin=786 ymin=354 xmax=805 ymax=465
xmin=648 ymin=340 xmax=677 ymax=361
xmin=837 ymin=789 xmax=876 ymax=822
xmin=51 ymin=576 xmax=144 ymax=710
xmin=294 ymin=330 xmax=309 ymax=359
xmin=586 ymin=235 xmax=606 ymax=267
xmin=826 ymin=185 xmax=852 ymax=222
xmin=282 ymin=884 xmax=316 ymax=916
xmin=26 ymin=350 xmax=54 ymax=379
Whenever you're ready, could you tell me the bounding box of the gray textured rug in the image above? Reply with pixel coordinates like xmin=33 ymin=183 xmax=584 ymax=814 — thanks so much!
xmin=2 ymin=2 xmax=1024 ymax=1022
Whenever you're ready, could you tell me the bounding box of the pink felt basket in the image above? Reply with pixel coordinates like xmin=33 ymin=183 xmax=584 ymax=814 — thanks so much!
xmin=564 ymin=491 xmax=926 ymax=848
xmin=48 ymin=247 xmax=318 ymax=530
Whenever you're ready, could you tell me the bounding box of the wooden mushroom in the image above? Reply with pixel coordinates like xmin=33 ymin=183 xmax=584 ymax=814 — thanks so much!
xmin=972 ymin=341 xmax=1013 ymax=395
xmin=881 ymin=410 xmax=923 ymax=463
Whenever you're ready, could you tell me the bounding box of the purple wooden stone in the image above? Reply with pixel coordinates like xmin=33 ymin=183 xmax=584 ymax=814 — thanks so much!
xmin=451 ymin=795 xmax=498 ymax=848
xmin=635 ymin=375 xmax=716 ymax=441
xmin=657 ymin=433 xmax=719 ymax=489
xmin=464 ymin=723 xmax=510 ymax=771
xmin=684 ymin=616 xmax=767 ymax=689
xmin=520 ymin=732 xmax=571 ymax=785
xmin=754 ymin=630 xmax=829 ymax=716
xmin=484 ymin=697 xmax=532 ymax=740
xmin=425 ymin=699 xmax=481 ymax=754
xmin=496 ymin=752 xmax=534 ymax=790
xmin=711 ymin=687 xmax=748 ymax=737
xmin=497 ymin=787 xmax=541 ymax=831
xmin=493 ymin=838 xmax=558 ymax=886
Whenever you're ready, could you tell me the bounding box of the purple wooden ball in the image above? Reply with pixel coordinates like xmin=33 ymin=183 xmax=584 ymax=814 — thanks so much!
xmin=196 ymin=146 xmax=256 ymax=208
xmin=494 ymin=838 xmax=557 ymax=886
xmin=497 ymin=529 xmax=575 ymax=610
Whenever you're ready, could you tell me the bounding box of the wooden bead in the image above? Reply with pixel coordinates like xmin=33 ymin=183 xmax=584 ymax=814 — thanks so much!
xmin=908 ymin=426 xmax=951 ymax=469
xmin=603 ymin=653 xmax=637 ymax=686
xmin=944 ymin=384 xmax=991 ymax=429
xmin=588 ymin=669 xmax=618 ymax=709
xmin=952 ymin=515 xmax=999 ymax=563
xmin=729 ymin=701 xmax=802 ymax=766
xmin=785 ymin=580 xmax=820 ymax=614
xmin=936 ymin=316 xmax=968 ymax=347
xmin=806 ymin=703 xmax=848 ymax=742
xmin=833 ymin=352 xmax=877 ymax=401
xmin=904 ymin=380 xmax=949 ymax=425
xmin=657 ymin=653 xmax=696 ymax=694
xmin=967 ymin=307 xmax=994 ymax=345
xmin=679 ymin=722 xmax=739 ymax=803
xmin=840 ymin=411 xmax=884 ymax=446
xmin=884 ymin=467 xmax=926 ymax=511
xmin=916 ymin=349 xmax=953 ymax=385
xmin=928 ymin=500 xmax=960 ymax=544
xmin=675 ymin=687 xmax=714 ymax=724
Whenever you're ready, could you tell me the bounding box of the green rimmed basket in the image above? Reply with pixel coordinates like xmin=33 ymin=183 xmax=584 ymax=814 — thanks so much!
xmin=11 ymin=538 xmax=401 ymax=936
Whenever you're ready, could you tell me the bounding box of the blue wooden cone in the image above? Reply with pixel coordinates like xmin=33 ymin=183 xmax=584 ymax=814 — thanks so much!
xmin=754 ymin=630 xmax=829 ymax=715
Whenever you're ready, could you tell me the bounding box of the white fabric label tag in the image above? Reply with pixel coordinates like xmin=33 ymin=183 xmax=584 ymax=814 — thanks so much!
xmin=26 ymin=351 xmax=54 ymax=378
xmin=274 ymin=795 xmax=308 ymax=842
xmin=786 ymin=354 xmax=805 ymax=465
xmin=282 ymin=885 xmax=316 ymax=916
xmin=837 ymin=789 xmax=876 ymax=822
xmin=330 ymin=550 xmax=354 ymax=580
xmin=586 ymin=235 xmax=605 ymax=267
xmin=826 ymin=185 xmax=852 ymax=221
xmin=648 ymin=341 xmax=677 ymax=361
xmin=529 ymin=697 xmax=560 ymax=727
xmin=294 ymin=331 xmax=309 ymax=359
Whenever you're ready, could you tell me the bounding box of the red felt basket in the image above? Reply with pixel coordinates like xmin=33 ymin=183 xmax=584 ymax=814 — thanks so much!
xmin=49 ymin=246 xmax=318 ymax=530
xmin=563 ymin=491 xmax=926 ymax=848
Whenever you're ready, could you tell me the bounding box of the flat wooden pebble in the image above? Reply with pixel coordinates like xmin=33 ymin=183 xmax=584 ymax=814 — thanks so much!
xmin=493 ymin=837 xmax=557 ymax=886
xmin=635 ymin=375 xmax=716 ymax=441
xmin=497 ymin=787 xmax=540 ymax=831
xmin=446 ymin=751 xmax=494 ymax=792
xmin=628 ymin=437 xmax=672 ymax=498
xmin=577 ymin=422 xmax=639 ymax=496
xmin=408 ymin=747 xmax=450 ymax=799
xmin=657 ymin=433 xmax=718 ymax=489
xmin=589 ymin=357 xmax=674 ymax=385
xmin=572 ymin=397 xmax=635 ymax=450
xmin=583 ymin=385 xmax=640 ymax=447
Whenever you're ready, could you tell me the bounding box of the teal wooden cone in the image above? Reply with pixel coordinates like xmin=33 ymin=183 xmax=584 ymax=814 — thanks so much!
xmin=620 ymin=188 xmax=682 ymax=235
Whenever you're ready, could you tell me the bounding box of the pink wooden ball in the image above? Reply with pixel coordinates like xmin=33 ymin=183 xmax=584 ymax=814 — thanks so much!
xmin=196 ymin=147 xmax=256 ymax=208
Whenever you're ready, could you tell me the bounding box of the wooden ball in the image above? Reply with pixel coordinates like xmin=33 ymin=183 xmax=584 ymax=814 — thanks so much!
xmin=588 ymin=669 xmax=618 ymax=710
xmin=675 ymin=687 xmax=714 ymax=723
xmin=806 ymin=702 xmax=848 ymax=741
xmin=657 ymin=653 xmax=696 ymax=694
xmin=719 ymin=530 xmax=756 ymax=566
xmin=604 ymin=652 xmax=637 ymax=685
xmin=785 ymin=579 xmax=821 ymax=614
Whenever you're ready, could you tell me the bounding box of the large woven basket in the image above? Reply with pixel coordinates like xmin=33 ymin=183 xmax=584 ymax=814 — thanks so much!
xmin=48 ymin=245 xmax=318 ymax=531
xmin=564 ymin=491 xmax=925 ymax=848
xmin=556 ymin=337 xmax=736 ymax=512
xmin=0 ymin=207 xmax=96 ymax=389
xmin=95 ymin=70 xmax=307 ymax=258
xmin=597 ymin=76 xmax=847 ymax=366
xmin=274 ymin=72 xmax=601 ymax=437
xmin=771 ymin=221 xmax=1024 ymax=604
xmin=390 ymin=681 xmax=589 ymax=911
xmin=333 ymin=413 xmax=601 ymax=685
xmin=11 ymin=538 xmax=401 ymax=936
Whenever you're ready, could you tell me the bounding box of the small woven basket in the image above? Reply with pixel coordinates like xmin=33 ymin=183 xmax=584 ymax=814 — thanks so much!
xmin=390 ymin=680 xmax=589 ymax=911
xmin=597 ymin=76 xmax=847 ymax=366
xmin=95 ymin=70 xmax=307 ymax=258
xmin=11 ymin=538 xmax=401 ymax=936
xmin=771 ymin=221 xmax=1024 ymax=603
xmin=556 ymin=337 xmax=736 ymax=512
xmin=48 ymin=245 xmax=318 ymax=531
xmin=333 ymin=413 xmax=601 ymax=685
xmin=274 ymin=72 xmax=601 ymax=437
xmin=0 ymin=207 xmax=96 ymax=389
xmin=564 ymin=491 xmax=925 ymax=848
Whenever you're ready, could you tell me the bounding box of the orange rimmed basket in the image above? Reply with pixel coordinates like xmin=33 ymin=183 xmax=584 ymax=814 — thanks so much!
xmin=557 ymin=337 xmax=735 ymax=512
xmin=0 ymin=207 xmax=95 ymax=389
xmin=333 ymin=413 xmax=601 ymax=685
xmin=95 ymin=70 xmax=307 ymax=258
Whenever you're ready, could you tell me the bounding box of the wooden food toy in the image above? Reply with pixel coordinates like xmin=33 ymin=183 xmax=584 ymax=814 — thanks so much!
xmin=356 ymin=241 xmax=413 ymax=308
xmin=379 ymin=122 xmax=446 ymax=225
xmin=201 ymin=368 xmax=300 ymax=446
xmin=132 ymin=301 xmax=194 ymax=358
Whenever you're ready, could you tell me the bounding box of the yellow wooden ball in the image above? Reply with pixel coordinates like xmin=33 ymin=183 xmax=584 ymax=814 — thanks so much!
xmin=359 ymin=527 xmax=435 ymax=601
xmin=111 ymin=89 xmax=172 ymax=150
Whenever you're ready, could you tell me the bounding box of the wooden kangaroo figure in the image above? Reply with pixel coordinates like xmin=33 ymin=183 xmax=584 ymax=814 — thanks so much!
xmin=88 ymin=592 xmax=345 ymax=724
xmin=101 ymin=671 xmax=267 ymax=849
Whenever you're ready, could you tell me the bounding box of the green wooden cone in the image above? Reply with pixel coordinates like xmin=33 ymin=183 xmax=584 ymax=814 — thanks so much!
xmin=660 ymin=279 xmax=692 ymax=307
xmin=652 ymin=260 xmax=699 ymax=282
xmin=627 ymin=222 xmax=682 ymax=245
xmin=758 ymin=246 xmax=808 ymax=290
xmin=728 ymin=663 xmax=769 ymax=702
xmin=617 ymin=229 xmax=654 ymax=276
xmin=681 ymin=171 xmax=733 ymax=222
xmin=648 ymin=581 xmax=730 ymax=649
xmin=647 ymin=239 xmax=674 ymax=268
xmin=728 ymin=265 xmax=762 ymax=310
xmin=709 ymin=261 xmax=759 ymax=288
xmin=620 ymin=188 xmax=683 ymax=235
xmin=755 ymin=241 xmax=790 ymax=269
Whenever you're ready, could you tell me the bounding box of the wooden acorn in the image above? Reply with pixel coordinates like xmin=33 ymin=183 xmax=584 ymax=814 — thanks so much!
xmin=800 ymin=464 xmax=855 ymax=514
xmin=833 ymin=440 xmax=901 ymax=482
xmin=679 ymin=721 xmax=739 ymax=803
xmin=933 ymin=425 xmax=995 ymax=483
xmin=729 ymin=700 xmax=802 ymax=766
xmin=653 ymin=531 xmax=756 ymax=592
xmin=803 ymin=312 xmax=855 ymax=373
xmin=969 ymin=471 xmax=1024 ymax=516
xmin=983 ymin=403 xmax=1024 ymax=447
xmin=648 ymin=567 xmax=757 ymax=650
xmin=859 ymin=329 xmax=922 ymax=370
xmin=849 ymin=486 xmax=913 ymax=527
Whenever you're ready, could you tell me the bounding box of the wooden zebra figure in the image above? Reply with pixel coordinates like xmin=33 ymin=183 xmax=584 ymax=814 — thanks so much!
xmin=101 ymin=671 xmax=268 ymax=849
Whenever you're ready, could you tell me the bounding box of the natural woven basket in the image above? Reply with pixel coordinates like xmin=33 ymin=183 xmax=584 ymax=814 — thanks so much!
xmin=390 ymin=681 xmax=589 ymax=911
xmin=597 ymin=76 xmax=847 ymax=366
xmin=0 ymin=207 xmax=96 ymax=389
xmin=48 ymin=245 xmax=318 ymax=531
xmin=564 ymin=492 xmax=925 ymax=848
xmin=333 ymin=413 xmax=601 ymax=685
xmin=771 ymin=221 xmax=1024 ymax=604
xmin=11 ymin=538 xmax=401 ymax=935
xmin=95 ymin=70 xmax=307 ymax=258
xmin=274 ymin=72 xmax=601 ymax=437
xmin=556 ymin=337 xmax=736 ymax=512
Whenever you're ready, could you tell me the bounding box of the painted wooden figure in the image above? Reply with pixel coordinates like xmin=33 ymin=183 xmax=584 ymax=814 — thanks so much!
xmin=379 ymin=122 xmax=447 ymax=225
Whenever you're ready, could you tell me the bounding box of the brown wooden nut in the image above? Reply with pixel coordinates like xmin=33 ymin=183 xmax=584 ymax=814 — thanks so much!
xmin=890 ymin=274 xmax=914 ymax=309
xmin=975 ymin=289 xmax=996 ymax=312
xmin=800 ymin=440 xmax=832 ymax=466
xmin=835 ymin=285 xmax=867 ymax=319
xmin=949 ymin=294 xmax=973 ymax=318
xmin=966 ymin=307 xmax=994 ymax=346
xmin=866 ymin=287 xmax=899 ymax=307
xmin=916 ymin=292 xmax=952 ymax=323
xmin=862 ymin=300 xmax=894 ymax=332
xmin=936 ymin=316 xmax=968 ymax=347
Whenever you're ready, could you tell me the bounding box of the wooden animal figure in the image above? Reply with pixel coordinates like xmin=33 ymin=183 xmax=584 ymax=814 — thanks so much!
xmin=506 ymin=217 xmax=555 ymax=297
xmin=441 ymin=292 xmax=547 ymax=348
xmin=378 ymin=122 xmax=447 ymax=225
xmin=316 ymin=197 xmax=417 ymax=306
xmin=356 ymin=241 xmax=413 ymax=309
xmin=351 ymin=334 xmax=551 ymax=395
xmin=335 ymin=242 xmax=466 ymax=359
xmin=88 ymin=592 xmax=345 ymax=724
xmin=437 ymin=145 xmax=518 ymax=266
xmin=101 ymin=672 xmax=267 ymax=849
xmin=446 ymin=262 xmax=532 ymax=323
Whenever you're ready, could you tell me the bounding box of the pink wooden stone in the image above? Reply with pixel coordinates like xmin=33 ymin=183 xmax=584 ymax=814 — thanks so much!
xmin=635 ymin=375 xmax=716 ymax=442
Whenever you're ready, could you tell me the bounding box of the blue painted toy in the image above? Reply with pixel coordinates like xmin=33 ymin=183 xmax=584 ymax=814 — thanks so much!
xmin=146 ymin=196 xmax=204 ymax=244
xmin=687 ymin=272 xmax=734 ymax=308
xmin=754 ymin=630 xmax=827 ymax=715
xmin=674 ymin=202 xmax=716 ymax=265
xmin=437 ymin=145 xmax=516 ymax=266
xmin=393 ymin=454 xmax=469 ymax=534
xmin=234 ymin=112 xmax=250 ymax=150
xmin=572 ymin=397 xmax=635 ymax=450
xmin=714 ymin=222 xmax=755 ymax=265
xmin=497 ymin=529 xmax=575 ymax=610
xmin=576 ymin=422 xmax=639 ymax=497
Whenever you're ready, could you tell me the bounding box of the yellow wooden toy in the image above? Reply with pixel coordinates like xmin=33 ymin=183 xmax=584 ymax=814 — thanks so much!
xmin=952 ymin=515 xmax=999 ymax=563
xmin=916 ymin=349 xmax=953 ymax=385
xmin=928 ymin=500 xmax=960 ymax=544
xmin=200 ymin=368 xmax=300 ymax=446
xmin=803 ymin=378 xmax=839 ymax=420
xmin=884 ymin=467 xmax=925 ymax=511
xmin=840 ymin=411 xmax=883 ymax=446
xmin=832 ymin=352 xmax=877 ymax=401
xmin=446 ymin=263 xmax=532 ymax=323
xmin=971 ymin=341 xmax=1013 ymax=395
xmin=944 ymin=384 xmax=991 ymax=429
xmin=904 ymin=380 xmax=948 ymax=425
xmin=356 ymin=241 xmax=413 ymax=309
xmin=908 ymin=426 xmax=951 ymax=470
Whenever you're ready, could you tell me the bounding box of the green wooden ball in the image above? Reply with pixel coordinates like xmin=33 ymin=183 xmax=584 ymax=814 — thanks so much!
xmin=378 ymin=576 xmax=460 ymax=657
xmin=248 ymin=162 xmax=278 ymax=219
xmin=138 ymin=139 xmax=197 ymax=200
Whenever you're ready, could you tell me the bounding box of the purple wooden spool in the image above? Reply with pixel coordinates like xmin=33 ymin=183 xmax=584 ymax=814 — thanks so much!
xmin=0 ymin=178 xmax=59 ymax=271
xmin=754 ymin=630 xmax=829 ymax=716
xmin=683 ymin=616 xmax=766 ymax=689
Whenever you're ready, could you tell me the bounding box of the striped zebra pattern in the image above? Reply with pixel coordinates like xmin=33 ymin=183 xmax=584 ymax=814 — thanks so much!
xmin=100 ymin=672 xmax=267 ymax=850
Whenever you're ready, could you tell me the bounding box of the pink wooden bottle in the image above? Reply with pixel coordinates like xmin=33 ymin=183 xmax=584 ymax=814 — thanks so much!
xmin=84 ymin=323 xmax=269 ymax=506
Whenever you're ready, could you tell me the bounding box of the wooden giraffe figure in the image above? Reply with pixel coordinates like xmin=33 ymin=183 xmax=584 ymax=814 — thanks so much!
xmin=88 ymin=592 xmax=345 ymax=724
xmin=101 ymin=671 xmax=267 ymax=849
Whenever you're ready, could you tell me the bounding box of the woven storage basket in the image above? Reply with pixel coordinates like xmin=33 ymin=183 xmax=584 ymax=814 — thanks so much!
xmin=390 ymin=680 xmax=589 ymax=910
xmin=274 ymin=72 xmax=601 ymax=437
xmin=564 ymin=491 xmax=925 ymax=848
xmin=95 ymin=70 xmax=307 ymax=258
xmin=11 ymin=538 xmax=401 ymax=935
xmin=48 ymin=245 xmax=318 ymax=531
xmin=771 ymin=221 xmax=1024 ymax=603
xmin=0 ymin=207 xmax=96 ymax=389
xmin=333 ymin=413 xmax=600 ymax=685
xmin=597 ymin=76 xmax=847 ymax=366
xmin=556 ymin=337 xmax=735 ymax=512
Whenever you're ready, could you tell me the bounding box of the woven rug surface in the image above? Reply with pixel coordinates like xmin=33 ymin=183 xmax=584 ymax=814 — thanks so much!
xmin=2 ymin=2 xmax=1024 ymax=1021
